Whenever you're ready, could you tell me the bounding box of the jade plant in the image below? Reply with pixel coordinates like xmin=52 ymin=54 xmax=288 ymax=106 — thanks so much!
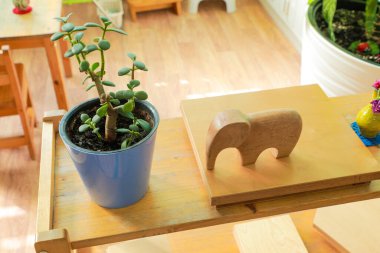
xmin=51 ymin=13 xmax=151 ymax=149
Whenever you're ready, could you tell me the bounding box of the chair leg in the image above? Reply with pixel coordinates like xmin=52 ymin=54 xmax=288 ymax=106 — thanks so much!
xmin=19 ymin=109 xmax=36 ymax=160
xmin=129 ymin=6 xmax=137 ymax=22
xmin=174 ymin=1 xmax=182 ymax=15
xmin=189 ymin=0 xmax=202 ymax=14
xmin=224 ymin=0 xmax=236 ymax=13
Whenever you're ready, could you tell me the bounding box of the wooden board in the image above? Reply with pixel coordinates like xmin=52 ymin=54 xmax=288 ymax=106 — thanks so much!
xmin=107 ymin=235 xmax=171 ymax=253
xmin=314 ymin=199 xmax=380 ymax=253
xmin=233 ymin=215 xmax=308 ymax=253
xmin=181 ymin=85 xmax=380 ymax=206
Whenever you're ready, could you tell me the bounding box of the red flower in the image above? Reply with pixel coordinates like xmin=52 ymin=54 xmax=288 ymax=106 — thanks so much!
xmin=373 ymin=80 xmax=380 ymax=90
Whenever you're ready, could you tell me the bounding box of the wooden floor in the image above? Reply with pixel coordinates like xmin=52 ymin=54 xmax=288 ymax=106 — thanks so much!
xmin=0 ymin=0 xmax=332 ymax=252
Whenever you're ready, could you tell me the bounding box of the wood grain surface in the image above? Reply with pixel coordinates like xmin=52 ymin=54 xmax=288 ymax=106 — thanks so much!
xmin=181 ymin=85 xmax=380 ymax=206
xmin=0 ymin=0 xmax=61 ymax=38
xmin=234 ymin=215 xmax=308 ymax=253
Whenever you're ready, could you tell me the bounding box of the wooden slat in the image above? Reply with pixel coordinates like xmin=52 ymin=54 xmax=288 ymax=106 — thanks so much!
xmin=181 ymin=85 xmax=380 ymax=206
xmin=107 ymin=235 xmax=172 ymax=253
xmin=36 ymin=120 xmax=56 ymax=233
xmin=0 ymin=136 xmax=26 ymax=148
xmin=35 ymin=228 xmax=72 ymax=253
xmin=0 ymin=73 xmax=10 ymax=86
xmin=234 ymin=215 xmax=308 ymax=253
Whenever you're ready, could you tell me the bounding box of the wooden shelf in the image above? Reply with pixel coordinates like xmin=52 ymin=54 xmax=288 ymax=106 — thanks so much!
xmin=35 ymin=89 xmax=380 ymax=252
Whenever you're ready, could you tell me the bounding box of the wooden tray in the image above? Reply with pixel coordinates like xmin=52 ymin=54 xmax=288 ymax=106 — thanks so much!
xmin=181 ymin=85 xmax=380 ymax=206
xmin=35 ymin=109 xmax=380 ymax=252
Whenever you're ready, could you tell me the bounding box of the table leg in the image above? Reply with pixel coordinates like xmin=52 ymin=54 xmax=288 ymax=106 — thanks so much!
xmin=59 ymin=39 xmax=73 ymax=78
xmin=43 ymin=37 xmax=69 ymax=110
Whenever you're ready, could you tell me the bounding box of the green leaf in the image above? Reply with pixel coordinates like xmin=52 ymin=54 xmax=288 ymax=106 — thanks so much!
xmin=80 ymin=113 xmax=90 ymax=122
xmin=96 ymin=70 xmax=106 ymax=77
xmin=118 ymin=67 xmax=131 ymax=76
xmin=368 ymin=41 xmax=380 ymax=55
xmin=93 ymin=37 xmax=101 ymax=43
xmin=107 ymin=28 xmax=128 ymax=35
xmin=104 ymin=21 xmax=112 ymax=26
xmin=98 ymin=40 xmax=111 ymax=50
xmin=62 ymin=22 xmax=75 ymax=32
xmin=92 ymin=115 xmax=101 ymax=124
xmin=129 ymin=80 xmax=140 ymax=88
xmin=74 ymin=32 xmax=84 ymax=41
xmin=322 ymin=0 xmax=337 ymax=41
xmin=91 ymin=62 xmax=100 ymax=71
xmin=127 ymin=52 xmax=136 ymax=61
xmin=348 ymin=41 xmax=360 ymax=52
xmin=122 ymin=99 xmax=135 ymax=112
xmin=121 ymin=139 xmax=128 ymax=149
xmin=72 ymin=26 xmax=87 ymax=32
xmin=117 ymin=90 xmax=134 ymax=100
xmin=64 ymin=49 xmax=74 ymax=58
xmin=86 ymin=83 xmax=96 ymax=91
xmin=134 ymin=61 xmax=146 ymax=70
xmin=92 ymin=128 xmax=99 ymax=134
xmin=50 ymin=32 xmax=65 ymax=41
xmin=137 ymin=119 xmax=151 ymax=132
xmin=79 ymin=60 xmax=90 ymax=72
xmin=85 ymin=118 xmax=91 ymax=124
xmin=101 ymin=80 xmax=115 ymax=87
xmin=79 ymin=124 xmax=90 ymax=132
xmin=72 ymin=43 xmax=84 ymax=54
xmin=365 ymin=0 xmax=378 ymax=39
xmin=134 ymin=90 xmax=148 ymax=100
xmin=118 ymin=109 xmax=134 ymax=119
xmin=129 ymin=124 xmax=139 ymax=132
xmin=83 ymin=44 xmax=98 ymax=54
xmin=54 ymin=13 xmax=72 ymax=23
xmin=109 ymin=92 xmax=116 ymax=98
xmin=110 ymin=99 xmax=120 ymax=105
xmin=100 ymin=16 xmax=110 ymax=23
xmin=116 ymin=128 xmax=130 ymax=133
xmin=84 ymin=22 xmax=103 ymax=28
xmin=96 ymin=104 xmax=108 ymax=117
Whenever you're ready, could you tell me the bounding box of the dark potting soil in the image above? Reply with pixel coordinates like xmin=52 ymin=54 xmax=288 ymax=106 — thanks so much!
xmin=66 ymin=105 xmax=153 ymax=152
xmin=316 ymin=9 xmax=380 ymax=64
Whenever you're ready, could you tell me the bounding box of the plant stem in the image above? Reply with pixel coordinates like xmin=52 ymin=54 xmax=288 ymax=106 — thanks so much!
xmin=105 ymin=101 xmax=118 ymax=142
xmin=67 ymin=33 xmax=82 ymax=64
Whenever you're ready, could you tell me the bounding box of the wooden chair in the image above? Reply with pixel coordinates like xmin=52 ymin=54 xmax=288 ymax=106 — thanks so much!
xmin=0 ymin=45 xmax=36 ymax=159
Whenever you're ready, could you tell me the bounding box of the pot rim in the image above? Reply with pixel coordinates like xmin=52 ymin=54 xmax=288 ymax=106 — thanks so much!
xmin=307 ymin=0 xmax=380 ymax=68
xmin=59 ymin=98 xmax=160 ymax=155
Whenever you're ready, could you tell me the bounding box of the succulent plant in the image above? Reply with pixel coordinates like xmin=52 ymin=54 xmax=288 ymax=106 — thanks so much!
xmin=12 ymin=0 xmax=30 ymax=10
xmin=51 ymin=13 xmax=151 ymax=149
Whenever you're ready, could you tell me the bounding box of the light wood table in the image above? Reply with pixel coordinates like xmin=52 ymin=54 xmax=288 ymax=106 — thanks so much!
xmin=34 ymin=89 xmax=380 ymax=253
xmin=0 ymin=0 xmax=71 ymax=110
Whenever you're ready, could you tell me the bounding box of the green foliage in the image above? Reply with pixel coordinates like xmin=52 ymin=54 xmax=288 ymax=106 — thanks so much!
xmin=52 ymin=13 xmax=153 ymax=149
xmin=365 ymin=0 xmax=378 ymax=39
xmin=322 ymin=0 xmax=337 ymax=41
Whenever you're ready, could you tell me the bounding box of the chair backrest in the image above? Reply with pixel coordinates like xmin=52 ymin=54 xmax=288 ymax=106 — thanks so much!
xmin=0 ymin=45 xmax=25 ymax=112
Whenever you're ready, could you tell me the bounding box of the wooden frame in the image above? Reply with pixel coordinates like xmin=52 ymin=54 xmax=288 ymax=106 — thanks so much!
xmin=35 ymin=104 xmax=380 ymax=252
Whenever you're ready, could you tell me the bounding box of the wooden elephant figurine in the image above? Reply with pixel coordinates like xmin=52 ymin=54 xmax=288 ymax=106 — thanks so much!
xmin=206 ymin=109 xmax=302 ymax=170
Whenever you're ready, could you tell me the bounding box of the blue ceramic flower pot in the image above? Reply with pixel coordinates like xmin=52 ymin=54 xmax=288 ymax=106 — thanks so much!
xmin=59 ymin=98 xmax=159 ymax=208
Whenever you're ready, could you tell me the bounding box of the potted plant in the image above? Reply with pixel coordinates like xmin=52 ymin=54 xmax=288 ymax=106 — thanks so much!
xmin=12 ymin=0 xmax=32 ymax=14
xmin=50 ymin=13 xmax=159 ymax=208
xmin=301 ymin=0 xmax=380 ymax=96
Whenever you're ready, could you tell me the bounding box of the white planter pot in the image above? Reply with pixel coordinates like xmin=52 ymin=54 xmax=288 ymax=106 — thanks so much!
xmin=301 ymin=5 xmax=380 ymax=97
